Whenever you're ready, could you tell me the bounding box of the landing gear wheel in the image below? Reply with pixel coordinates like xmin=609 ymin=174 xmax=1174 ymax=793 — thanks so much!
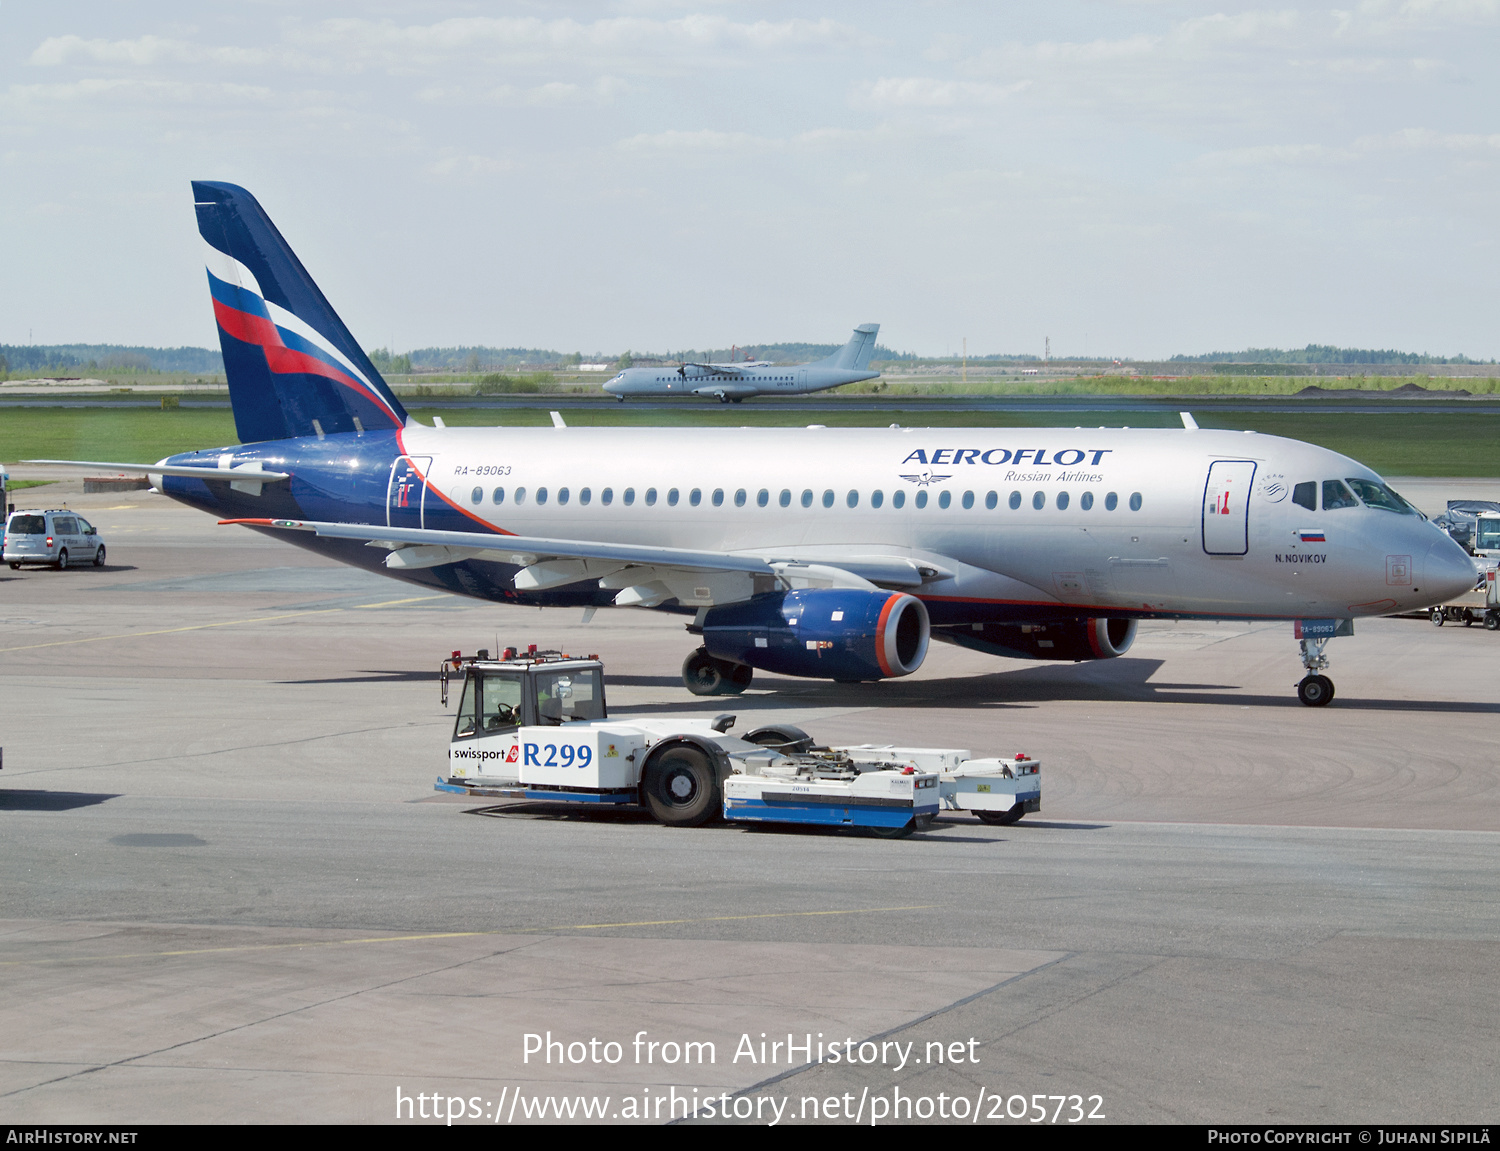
xmin=1297 ymin=674 xmax=1335 ymax=707
xmin=642 ymin=745 xmax=720 ymax=827
xmin=868 ymin=820 xmax=915 ymax=839
xmin=93 ymin=545 xmax=106 ymax=567
xmin=722 ymin=662 xmax=753 ymax=695
xmin=55 ymin=549 xmax=68 ymax=571
xmin=682 ymin=648 xmax=723 ymax=696
xmin=1487 ymin=612 xmax=1500 ymax=631
xmin=682 ymin=649 xmax=750 ymax=696
xmin=1431 ymin=608 xmax=1444 ymax=627
xmin=7 ymin=563 xmax=17 ymax=570
xmin=976 ymin=804 xmax=1026 ymax=826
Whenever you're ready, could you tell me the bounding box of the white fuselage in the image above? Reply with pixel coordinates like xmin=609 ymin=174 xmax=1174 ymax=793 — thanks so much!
xmin=399 ymin=424 xmax=1476 ymax=620
xmin=602 ymin=364 xmax=878 ymax=399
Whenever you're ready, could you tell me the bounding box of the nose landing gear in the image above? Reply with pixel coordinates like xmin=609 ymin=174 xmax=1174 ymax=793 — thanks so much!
xmin=1296 ymin=635 xmax=1335 ymax=707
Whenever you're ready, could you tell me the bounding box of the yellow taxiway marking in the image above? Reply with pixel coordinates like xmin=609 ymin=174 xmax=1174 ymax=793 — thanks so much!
xmin=0 ymin=595 xmax=446 ymax=653
xmin=0 ymin=908 xmax=935 ymax=967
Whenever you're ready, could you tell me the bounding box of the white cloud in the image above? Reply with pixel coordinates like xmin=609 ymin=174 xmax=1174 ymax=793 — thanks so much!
xmin=861 ymin=77 xmax=1028 ymax=108
xmin=616 ymin=128 xmax=780 ymax=152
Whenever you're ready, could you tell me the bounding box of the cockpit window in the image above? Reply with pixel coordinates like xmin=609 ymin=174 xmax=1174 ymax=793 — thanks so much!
xmin=1291 ymin=482 xmax=1316 ymax=512
xmin=1322 ymin=480 xmax=1360 ymax=511
xmin=1345 ymin=478 xmax=1418 ymax=515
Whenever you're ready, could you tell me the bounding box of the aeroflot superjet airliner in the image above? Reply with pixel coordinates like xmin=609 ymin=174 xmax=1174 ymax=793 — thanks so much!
xmin=601 ymin=324 xmax=880 ymax=402
xmin=32 ymin=182 xmax=1477 ymax=706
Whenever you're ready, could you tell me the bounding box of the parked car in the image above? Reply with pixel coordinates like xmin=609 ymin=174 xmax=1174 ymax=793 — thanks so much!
xmin=3 ymin=509 xmax=106 ymax=569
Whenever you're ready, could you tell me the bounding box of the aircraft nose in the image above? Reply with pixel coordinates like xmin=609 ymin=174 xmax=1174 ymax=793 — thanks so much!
xmin=1423 ymin=535 xmax=1479 ymax=603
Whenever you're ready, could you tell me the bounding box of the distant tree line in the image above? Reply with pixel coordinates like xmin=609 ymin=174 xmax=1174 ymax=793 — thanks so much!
xmin=0 ymin=344 xmax=225 ymax=374
xmin=1170 ymin=345 xmax=1493 ymax=365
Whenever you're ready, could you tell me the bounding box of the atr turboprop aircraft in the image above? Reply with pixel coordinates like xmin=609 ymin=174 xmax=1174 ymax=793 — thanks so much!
xmin=31 ymin=182 xmax=1477 ymax=706
xmin=601 ymin=324 xmax=880 ymax=402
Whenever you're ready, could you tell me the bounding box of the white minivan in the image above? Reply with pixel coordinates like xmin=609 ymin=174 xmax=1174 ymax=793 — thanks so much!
xmin=3 ymin=509 xmax=106 ymax=569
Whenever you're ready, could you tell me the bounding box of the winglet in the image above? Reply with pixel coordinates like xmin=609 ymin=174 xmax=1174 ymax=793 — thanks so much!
xmin=1180 ymin=412 xmax=1199 ymax=430
xmin=550 ymin=411 xmax=567 ymax=428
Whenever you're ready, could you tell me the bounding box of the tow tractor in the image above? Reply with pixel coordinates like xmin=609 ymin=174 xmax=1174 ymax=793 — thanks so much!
xmin=435 ymin=648 xmax=1041 ymax=835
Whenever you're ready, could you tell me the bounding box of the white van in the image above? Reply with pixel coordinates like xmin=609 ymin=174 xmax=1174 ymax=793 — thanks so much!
xmin=3 ymin=509 xmax=106 ymax=569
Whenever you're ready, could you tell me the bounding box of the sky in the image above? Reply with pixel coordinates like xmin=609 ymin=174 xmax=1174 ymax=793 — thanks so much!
xmin=1 ymin=1 xmax=1497 ymax=359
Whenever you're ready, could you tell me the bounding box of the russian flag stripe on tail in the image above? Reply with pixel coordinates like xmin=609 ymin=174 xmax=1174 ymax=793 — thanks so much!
xmin=193 ymin=181 xmax=408 ymax=444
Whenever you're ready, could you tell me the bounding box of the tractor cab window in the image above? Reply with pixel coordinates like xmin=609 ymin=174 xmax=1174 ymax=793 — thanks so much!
xmin=481 ymin=673 xmax=525 ymax=731
xmin=1291 ymin=482 xmax=1316 ymax=511
xmin=454 ymin=671 xmax=525 ymax=738
xmin=533 ymin=668 xmax=605 ymax=725
xmin=1322 ymin=480 xmax=1360 ymax=510
xmin=1476 ymin=518 xmax=1500 ymax=552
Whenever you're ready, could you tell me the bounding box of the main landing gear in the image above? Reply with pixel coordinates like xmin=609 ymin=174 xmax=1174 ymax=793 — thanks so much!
xmin=1296 ymin=634 xmax=1335 ymax=708
xmin=682 ymin=647 xmax=753 ymax=696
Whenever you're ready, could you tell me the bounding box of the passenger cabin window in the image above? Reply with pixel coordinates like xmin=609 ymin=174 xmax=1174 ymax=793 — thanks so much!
xmin=713 ymin=488 xmax=725 ymax=507
xmin=985 ymin=491 xmax=997 ymax=510
xmin=667 ymin=488 xmax=679 ymax=506
xmin=536 ymin=487 xmax=549 ymax=505
xmin=624 ymin=487 xmax=636 ymax=506
xmin=938 ymin=490 xmax=951 ymax=509
xmin=1291 ymin=482 xmax=1316 ymax=511
xmin=557 ymin=488 xmax=569 ymax=505
xmin=470 ymin=487 xmax=482 ymax=504
xmin=1323 ymin=480 xmax=1359 ymax=510
xmin=779 ymin=489 xmax=791 ymax=507
xmin=1009 ymin=491 xmax=1021 ymax=510
xmin=916 ymin=491 xmax=928 ymax=509
xmin=892 ymin=490 xmax=905 ymax=509
xmin=601 ymin=487 xmax=613 ymax=506
xmin=871 ymin=490 xmax=884 ymax=508
xmin=1057 ymin=492 xmax=1070 ymax=510
xmin=690 ymin=488 xmax=702 ymax=506
xmin=822 ymin=490 xmax=835 ymax=508
xmin=734 ymin=488 xmax=747 ymax=507
xmin=644 ymin=488 xmax=657 ymax=506
xmin=492 ymin=487 xmax=505 ymax=505
xmin=1080 ymin=491 xmax=1093 ymax=510
xmin=579 ymin=488 xmax=591 ymax=505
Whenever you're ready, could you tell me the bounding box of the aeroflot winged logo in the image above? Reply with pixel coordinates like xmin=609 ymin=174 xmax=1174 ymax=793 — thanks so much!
xmin=900 ymin=470 xmax=951 ymax=486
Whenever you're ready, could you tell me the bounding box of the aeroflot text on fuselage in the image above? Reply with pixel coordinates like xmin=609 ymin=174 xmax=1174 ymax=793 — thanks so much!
xmin=900 ymin=448 xmax=1115 ymax=467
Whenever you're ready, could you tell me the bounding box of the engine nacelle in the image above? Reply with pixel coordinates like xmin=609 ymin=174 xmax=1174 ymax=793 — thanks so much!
xmin=701 ymin=589 xmax=930 ymax=681
xmin=943 ymin=617 xmax=1138 ymax=662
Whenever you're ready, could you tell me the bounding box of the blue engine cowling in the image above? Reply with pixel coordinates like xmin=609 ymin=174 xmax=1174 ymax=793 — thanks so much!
xmin=700 ymin=589 xmax=930 ymax=681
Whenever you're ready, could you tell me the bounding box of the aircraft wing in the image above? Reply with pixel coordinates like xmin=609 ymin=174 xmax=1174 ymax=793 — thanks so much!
xmin=680 ymin=363 xmax=749 ymax=377
xmin=221 ymin=518 xmax=946 ymax=604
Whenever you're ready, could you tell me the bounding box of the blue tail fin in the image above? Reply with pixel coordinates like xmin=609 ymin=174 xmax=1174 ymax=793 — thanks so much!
xmin=192 ymin=181 xmax=408 ymax=444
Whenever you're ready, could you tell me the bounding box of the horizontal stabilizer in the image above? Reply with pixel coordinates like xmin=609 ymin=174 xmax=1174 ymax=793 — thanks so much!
xmin=25 ymin=458 xmax=290 ymax=482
